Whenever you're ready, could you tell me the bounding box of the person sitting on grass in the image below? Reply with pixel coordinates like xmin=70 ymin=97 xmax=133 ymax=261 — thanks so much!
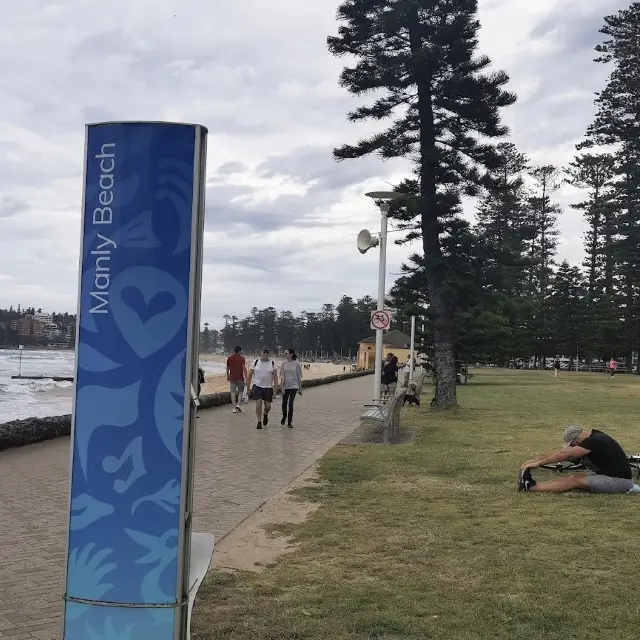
xmin=519 ymin=425 xmax=633 ymax=494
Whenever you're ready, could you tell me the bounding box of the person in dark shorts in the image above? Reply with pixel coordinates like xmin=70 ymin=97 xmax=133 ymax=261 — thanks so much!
xmin=381 ymin=353 xmax=399 ymax=395
xmin=247 ymin=347 xmax=279 ymax=430
xmin=553 ymin=357 xmax=561 ymax=380
xmin=519 ymin=425 xmax=633 ymax=494
xmin=226 ymin=346 xmax=247 ymax=414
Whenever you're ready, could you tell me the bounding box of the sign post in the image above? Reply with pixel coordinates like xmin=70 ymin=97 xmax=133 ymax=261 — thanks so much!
xmin=62 ymin=122 xmax=208 ymax=640
xmin=18 ymin=345 xmax=24 ymax=378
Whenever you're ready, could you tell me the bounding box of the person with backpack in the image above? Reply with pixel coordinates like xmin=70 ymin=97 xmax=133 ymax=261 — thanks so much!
xmin=279 ymin=348 xmax=303 ymax=428
xmin=247 ymin=347 xmax=279 ymax=430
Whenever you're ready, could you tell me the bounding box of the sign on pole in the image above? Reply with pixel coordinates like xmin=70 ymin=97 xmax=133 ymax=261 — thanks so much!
xmin=370 ymin=309 xmax=391 ymax=331
xmin=62 ymin=122 xmax=207 ymax=640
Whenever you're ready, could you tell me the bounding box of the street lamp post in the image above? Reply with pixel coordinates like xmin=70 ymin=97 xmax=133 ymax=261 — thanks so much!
xmin=358 ymin=191 xmax=403 ymax=403
xmin=409 ymin=316 xmax=416 ymax=380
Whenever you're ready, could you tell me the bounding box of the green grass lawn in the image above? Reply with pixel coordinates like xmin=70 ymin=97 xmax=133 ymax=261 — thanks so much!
xmin=193 ymin=370 xmax=640 ymax=640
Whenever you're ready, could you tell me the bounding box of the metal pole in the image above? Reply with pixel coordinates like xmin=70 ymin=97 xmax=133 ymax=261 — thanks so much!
xmin=373 ymin=203 xmax=388 ymax=403
xmin=18 ymin=346 xmax=23 ymax=378
xmin=410 ymin=316 xmax=416 ymax=379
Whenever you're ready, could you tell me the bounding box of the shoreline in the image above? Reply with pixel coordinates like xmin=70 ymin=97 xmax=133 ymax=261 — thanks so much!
xmin=0 ymin=370 xmax=372 ymax=453
xmin=199 ymin=356 xmax=355 ymax=395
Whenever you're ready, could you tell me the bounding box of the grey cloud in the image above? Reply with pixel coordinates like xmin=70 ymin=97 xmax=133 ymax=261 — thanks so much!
xmin=257 ymin=146 xmax=396 ymax=191
xmin=0 ymin=196 xmax=29 ymax=218
xmin=205 ymin=146 xmax=404 ymax=233
xmin=216 ymin=161 xmax=248 ymax=175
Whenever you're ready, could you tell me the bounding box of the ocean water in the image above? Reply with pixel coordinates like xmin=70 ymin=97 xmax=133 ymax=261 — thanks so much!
xmin=0 ymin=349 xmax=75 ymax=423
xmin=0 ymin=349 xmax=225 ymax=424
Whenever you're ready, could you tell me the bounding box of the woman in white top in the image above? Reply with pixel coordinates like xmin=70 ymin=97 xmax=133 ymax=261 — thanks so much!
xmin=280 ymin=348 xmax=303 ymax=427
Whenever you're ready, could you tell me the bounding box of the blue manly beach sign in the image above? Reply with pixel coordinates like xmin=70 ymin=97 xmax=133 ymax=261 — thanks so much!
xmin=63 ymin=122 xmax=207 ymax=640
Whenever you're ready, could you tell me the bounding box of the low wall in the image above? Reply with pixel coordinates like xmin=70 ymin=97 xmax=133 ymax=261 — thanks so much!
xmin=0 ymin=370 xmax=372 ymax=453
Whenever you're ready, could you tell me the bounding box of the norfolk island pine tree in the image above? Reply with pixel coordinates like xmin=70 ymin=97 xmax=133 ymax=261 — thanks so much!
xmin=327 ymin=0 xmax=517 ymax=407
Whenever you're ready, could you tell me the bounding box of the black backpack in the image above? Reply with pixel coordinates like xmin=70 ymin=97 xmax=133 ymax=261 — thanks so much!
xmin=254 ymin=359 xmax=275 ymax=369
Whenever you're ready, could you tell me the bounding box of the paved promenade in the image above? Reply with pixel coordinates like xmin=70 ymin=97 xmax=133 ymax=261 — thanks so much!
xmin=0 ymin=375 xmax=369 ymax=639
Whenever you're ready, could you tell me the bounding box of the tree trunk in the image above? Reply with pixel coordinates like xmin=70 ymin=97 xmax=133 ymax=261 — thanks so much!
xmin=410 ymin=24 xmax=457 ymax=408
xmin=427 ymin=282 xmax=457 ymax=407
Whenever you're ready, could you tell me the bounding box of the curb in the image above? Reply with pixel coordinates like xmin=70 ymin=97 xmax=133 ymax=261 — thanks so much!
xmin=0 ymin=371 xmax=373 ymax=453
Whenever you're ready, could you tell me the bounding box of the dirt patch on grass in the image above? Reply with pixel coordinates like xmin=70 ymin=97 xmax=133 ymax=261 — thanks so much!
xmin=212 ymin=465 xmax=321 ymax=573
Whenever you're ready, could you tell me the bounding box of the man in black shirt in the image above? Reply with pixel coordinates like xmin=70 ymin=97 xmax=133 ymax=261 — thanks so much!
xmin=519 ymin=426 xmax=634 ymax=494
xmin=381 ymin=354 xmax=399 ymax=395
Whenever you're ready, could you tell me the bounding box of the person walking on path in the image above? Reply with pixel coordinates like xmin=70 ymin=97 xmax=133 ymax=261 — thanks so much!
xmin=608 ymin=358 xmax=617 ymax=378
xmin=280 ymin=348 xmax=303 ymax=427
xmin=553 ymin=357 xmax=561 ymax=381
xmin=247 ymin=347 xmax=279 ymax=429
xmin=226 ymin=346 xmax=248 ymax=413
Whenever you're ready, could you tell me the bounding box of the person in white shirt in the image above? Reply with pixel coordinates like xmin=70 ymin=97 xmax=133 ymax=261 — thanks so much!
xmin=247 ymin=347 xmax=279 ymax=430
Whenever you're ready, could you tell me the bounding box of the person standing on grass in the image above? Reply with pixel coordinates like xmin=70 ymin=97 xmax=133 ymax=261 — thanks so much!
xmin=226 ymin=346 xmax=247 ymax=414
xmin=609 ymin=358 xmax=617 ymax=378
xmin=519 ymin=425 xmax=633 ymax=494
xmin=553 ymin=357 xmax=561 ymax=381
xmin=381 ymin=353 xmax=399 ymax=395
xmin=280 ymin=348 xmax=303 ymax=428
xmin=247 ymin=347 xmax=278 ymax=430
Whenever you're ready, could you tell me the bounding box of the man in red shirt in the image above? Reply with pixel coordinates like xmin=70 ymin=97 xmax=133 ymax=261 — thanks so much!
xmin=226 ymin=346 xmax=248 ymax=413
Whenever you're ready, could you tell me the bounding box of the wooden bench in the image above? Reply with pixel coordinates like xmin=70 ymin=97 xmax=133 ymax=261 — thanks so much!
xmin=360 ymin=389 xmax=407 ymax=443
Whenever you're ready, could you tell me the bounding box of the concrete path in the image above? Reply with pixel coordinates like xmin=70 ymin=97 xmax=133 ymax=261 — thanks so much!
xmin=0 ymin=376 xmax=369 ymax=639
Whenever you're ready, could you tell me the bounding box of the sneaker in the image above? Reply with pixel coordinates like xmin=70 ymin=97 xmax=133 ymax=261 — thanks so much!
xmin=256 ymin=422 xmax=262 ymax=430
xmin=519 ymin=468 xmax=537 ymax=492
xmin=287 ymin=422 xmax=293 ymax=428
xmin=236 ymin=405 xmax=242 ymax=412
xmin=281 ymin=416 xmax=286 ymax=426
xmin=232 ymin=407 xmax=239 ymax=414
xmin=263 ymin=413 xmax=269 ymax=426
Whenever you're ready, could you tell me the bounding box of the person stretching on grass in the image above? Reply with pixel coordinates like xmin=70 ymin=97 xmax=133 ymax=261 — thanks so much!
xmin=519 ymin=425 xmax=633 ymax=494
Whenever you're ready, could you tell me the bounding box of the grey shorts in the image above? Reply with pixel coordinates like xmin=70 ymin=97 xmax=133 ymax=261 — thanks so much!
xmin=586 ymin=474 xmax=634 ymax=494
xmin=229 ymin=380 xmax=245 ymax=394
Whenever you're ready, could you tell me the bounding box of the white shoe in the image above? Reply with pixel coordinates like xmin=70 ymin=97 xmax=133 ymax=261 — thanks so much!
xmin=232 ymin=407 xmax=239 ymax=413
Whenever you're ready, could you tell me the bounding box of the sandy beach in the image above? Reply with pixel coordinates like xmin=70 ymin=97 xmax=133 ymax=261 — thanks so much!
xmin=199 ymin=354 xmax=351 ymax=395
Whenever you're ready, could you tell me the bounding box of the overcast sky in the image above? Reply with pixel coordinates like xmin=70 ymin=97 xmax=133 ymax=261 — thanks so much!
xmin=0 ymin=0 xmax=627 ymax=329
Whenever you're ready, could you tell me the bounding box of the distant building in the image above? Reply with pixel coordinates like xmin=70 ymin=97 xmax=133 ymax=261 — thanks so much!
xmin=10 ymin=314 xmax=60 ymax=340
xmin=356 ymin=329 xmax=412 ymax=371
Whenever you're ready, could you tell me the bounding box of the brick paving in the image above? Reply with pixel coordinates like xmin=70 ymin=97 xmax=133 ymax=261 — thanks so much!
xmin=0 ymin=376 xmax=370 ymax=639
